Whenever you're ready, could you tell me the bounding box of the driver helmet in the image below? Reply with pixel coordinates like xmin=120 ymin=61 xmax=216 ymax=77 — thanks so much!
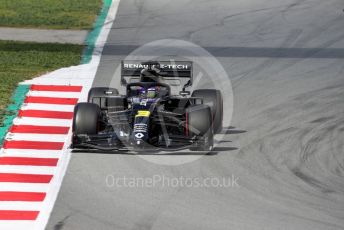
xmin=138 ymin=87 xmax=146 ymax=97
xmin=147 ymin=87 xmax=159 ymax=98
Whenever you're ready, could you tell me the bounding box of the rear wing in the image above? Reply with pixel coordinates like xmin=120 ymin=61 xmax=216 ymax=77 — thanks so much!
xmin=121 ymin=60 xmax=193 ymax=86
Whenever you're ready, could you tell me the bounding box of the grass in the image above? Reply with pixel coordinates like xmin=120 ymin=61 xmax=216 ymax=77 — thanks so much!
xmin=0 ymin=40 xmax=83 ymax=122
xmin=0 ymin=0 xmax=102 ymax=29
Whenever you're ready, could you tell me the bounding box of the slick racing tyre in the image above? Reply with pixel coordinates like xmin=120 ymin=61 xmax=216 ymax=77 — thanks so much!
xmin=192 ymin=89 xmax=223 ymax=134
xmin=186 ymin=105 xmax=214 ymax=151
xmin=73 ymin=103 xmax=101 ymax=135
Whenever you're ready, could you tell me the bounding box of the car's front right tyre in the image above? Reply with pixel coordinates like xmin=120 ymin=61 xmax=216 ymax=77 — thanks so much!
xmin=186 ymin=105 xmax=214 ymax=151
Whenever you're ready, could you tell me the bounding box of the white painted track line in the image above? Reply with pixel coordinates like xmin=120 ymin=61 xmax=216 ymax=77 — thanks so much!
xmin=13 ymin=117 xmax=72 ymax=127
xmin=0 ymin=221 xmax=37 ymax=230
xmin=0 ymin=166 xmax=55 ymax=175
xmin=0 ymin=183 xmax=49 ymax=192
xmin=0 ymin=150 xmax=61 ymax=159
xmin=5 ymin=134 xmax=67 ymax=142
xmin=0 ymin=0 xmax=121 ymax=228
xmin=0 ymin=202 xmax=42 ymax=211
xmin=27 ymin=91 xmax=81 ymax=98
xmin=21 ymin=104 xmax=75 ymax=112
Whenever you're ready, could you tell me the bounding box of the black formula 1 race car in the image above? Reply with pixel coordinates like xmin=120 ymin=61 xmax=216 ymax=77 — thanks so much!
xmin=71 ymin=61 xmax=223 ymax=152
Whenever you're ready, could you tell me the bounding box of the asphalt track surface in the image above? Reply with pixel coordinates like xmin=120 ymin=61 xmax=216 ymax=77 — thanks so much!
xmin=48 ymin=0 xmax=344 ymax=229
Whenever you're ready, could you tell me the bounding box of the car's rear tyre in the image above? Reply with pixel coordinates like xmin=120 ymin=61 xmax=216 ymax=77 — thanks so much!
xmin=192 ymin=89 xmax=223 ymax=134
xmin=73 ymin=103 xmax=101 ymax=135
xmin=186 ymin=105 xmax=214 ymax=151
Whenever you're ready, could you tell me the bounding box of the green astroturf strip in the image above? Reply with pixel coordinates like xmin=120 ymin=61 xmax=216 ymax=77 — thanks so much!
xmin=0 ymin=41 xmax=83 ymax=146
xmin=0 ymin=85 xmax=30 ymax=145
xmin=82 ymin=0 xmax=112 ymax=64
xmin=0 ymin=0 xmax=102 ymax=30
xmin=0 ymin=0 xmax=113 ymax=146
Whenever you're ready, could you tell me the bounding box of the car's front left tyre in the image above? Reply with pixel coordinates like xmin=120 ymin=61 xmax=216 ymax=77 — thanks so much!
xmin=73 ymin=103 xmax=101 ymax=135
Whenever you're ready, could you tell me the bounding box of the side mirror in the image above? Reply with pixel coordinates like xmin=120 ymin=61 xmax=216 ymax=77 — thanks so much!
xmin=179 ymin=91 xmax=191 ymax=97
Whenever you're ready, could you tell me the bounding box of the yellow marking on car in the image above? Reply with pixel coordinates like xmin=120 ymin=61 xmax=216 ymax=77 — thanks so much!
xmin=136 ymin=110 xmax=150 ymax=117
